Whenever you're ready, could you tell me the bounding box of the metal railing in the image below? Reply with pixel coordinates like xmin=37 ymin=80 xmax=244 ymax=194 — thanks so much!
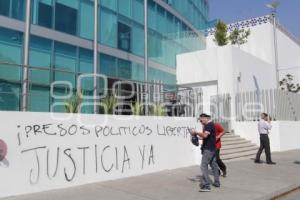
xmin=0 ymin=62 xmax=203 ymax=117
xmin=236 ymin=89 xmax=300 ymax=121
xmin=210 ymin=93 xmax=231 ymax=123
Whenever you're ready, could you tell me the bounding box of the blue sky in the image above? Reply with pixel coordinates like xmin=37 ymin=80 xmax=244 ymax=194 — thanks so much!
xmin=209 ymin=0 xmax=300 ymax=39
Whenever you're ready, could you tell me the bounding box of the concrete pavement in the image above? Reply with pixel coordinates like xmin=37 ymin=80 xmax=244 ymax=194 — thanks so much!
xmin=3 ymin=150 xmax=300 ymax=200
xmin=275 ymin=189 xmax=300 ymax=200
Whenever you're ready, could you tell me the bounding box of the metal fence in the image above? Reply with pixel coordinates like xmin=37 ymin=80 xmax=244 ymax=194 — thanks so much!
xmin=210 ymin=93 xmax=231 ymax=131
xmin=111 ymin=80 xmax=203 ymax=117
xmin=236 ymin=89 xmax=300 ymax=121
xmin=210 ymin=93 xmax=231 ymax=123
xmin=0 ymin=62 xmax=203 ymax=117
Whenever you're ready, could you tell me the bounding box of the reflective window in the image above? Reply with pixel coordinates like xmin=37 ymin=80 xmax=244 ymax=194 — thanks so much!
xmin=29 ymin=85 xmax=50 ymax=112
xmin=166 ymin=12 xmax=175 ymax=34
xmin=99 ymin=53 xmax=117 ymax=77
xmin=29 ymin=36 xmax=52 ymax=84
xmin=157 ymin=5 xmax=166 ymax=34
xmin=79 ymin=48 xmax=93 ymax=91
xmin=118 ymin=22 xmax=131 ymax=52
xmin=79 ymin=0 xmax=94 ymax=40
xmin=101 ymin=0 xmax=116 ymax=11
xmin=0 ymin=27 xmax=23 ymax=81
xmin=148 ymin=30 xmax=161 ymax=61
xmin=132 ymin=62 xmax=144 ymax=81
xmin=132 ymin=24 xmax=144 ymax=57
xmin=148 ymin=67 xmax=176 ymax=85
xmin=100 ymin=9 xmax=117 ymax=48
xmin=12 ymin=0 xmax=25 ymax=20
xmin=0 ymin=82 xmax=20 ymax=111
xmin=79 ymin=48 xmax=93 ymax=73
xmin=32 ymin=0 xmax=53 ymax=28
xmin=54 ymin=42 xmax=77 ymax=86
xmin=132 ymin=0 xmax=144 ymax=24
xmin=117 ymin=59 xmax=131 ymax=79
xmin=148 ymin=0 xmax=156 ymax=30
xmin=118 ymin=0 xmax=131 ymax=18
xmin=52 ymin=88 xmax=69 ymax=112
xmin=78 ymin=48 xmax=93 ymax=113
xmin=55 ymin=0 xmax=78 ymax=35
xmin=0 ymin=0 xmax=25 ymax=20
xmin=0 ymin=0 xmax=10 ymax=16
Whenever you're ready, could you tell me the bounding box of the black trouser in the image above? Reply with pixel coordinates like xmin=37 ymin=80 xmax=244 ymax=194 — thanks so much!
xmin=216 ymin=149 xmax=227 ymax=172
xmin=255 ymin=134 xmax=272 ymax=162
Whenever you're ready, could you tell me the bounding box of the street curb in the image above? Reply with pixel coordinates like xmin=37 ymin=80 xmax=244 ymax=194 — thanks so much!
xmin=255 ymin=183 xmax=300 ymax=200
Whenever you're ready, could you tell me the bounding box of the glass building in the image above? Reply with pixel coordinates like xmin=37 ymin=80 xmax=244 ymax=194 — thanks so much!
xmin=0 ymin=0 xmax=209 ymax=112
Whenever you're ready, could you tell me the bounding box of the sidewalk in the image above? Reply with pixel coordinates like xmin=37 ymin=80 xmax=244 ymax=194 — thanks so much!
xmin=3 ymin=150 xmax=300 ymax=200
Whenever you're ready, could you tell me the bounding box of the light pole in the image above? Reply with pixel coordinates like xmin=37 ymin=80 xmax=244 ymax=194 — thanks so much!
xmin=144 ymin=0 xmax=149 ymax=115
xmin=266 ymin=1 xmax=280 ymax=88
xmin=93 ymin=0 xmax=99 ymax=114
xmin=22 ymin=0 xmax=32 ymax=111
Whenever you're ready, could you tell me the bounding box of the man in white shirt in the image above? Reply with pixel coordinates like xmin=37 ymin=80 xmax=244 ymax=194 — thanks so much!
xmin=254 ymin=113 xmax=276 ymax=165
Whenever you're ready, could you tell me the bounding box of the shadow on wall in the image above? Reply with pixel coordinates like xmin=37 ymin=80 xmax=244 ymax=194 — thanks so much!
xmin=253 ymin=75 xmax=260 ymax=91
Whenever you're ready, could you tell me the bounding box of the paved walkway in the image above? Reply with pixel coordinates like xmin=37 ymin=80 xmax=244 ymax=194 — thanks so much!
xmin=274 ymin=188 xmax=300 ymax=200
xmin=3 ymin=150 xmax=300 ymax=200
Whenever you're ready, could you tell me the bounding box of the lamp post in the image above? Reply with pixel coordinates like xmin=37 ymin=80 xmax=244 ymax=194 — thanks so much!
xmin=93 ymin=0 xmax=99 ymax=114
xmin=22 ymin=0 xmax=32 ymax=111
xmin=144 ymin=0 xmax=149 ymax=115
xmin=266 ymin=1 xmax=280 ymax=88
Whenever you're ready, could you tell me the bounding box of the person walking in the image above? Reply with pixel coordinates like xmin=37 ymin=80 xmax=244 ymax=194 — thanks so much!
xmin=214 ymin=122 xmax=227 ymax=177
xmin=254 ymin=113 xmax=276 ymax=165
xmin=192 ymin=113 xmax=220 ymax=192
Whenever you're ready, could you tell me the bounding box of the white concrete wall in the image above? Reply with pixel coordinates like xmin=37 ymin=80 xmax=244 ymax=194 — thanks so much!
xmin=231 ymin=47 xmax=277 ymax=92
xmin=278 ymin=122 xmax=300 ymax=151
xmin=277 ymin=27 xmax=300 ymax=83
xmin=206 ymin=23 xmax=275 ymax=65
xmin=0 ymin=111 xmax=201 ymax=198
xmin=176 ymin=48 xmax=219 ymax=84
xmin=232 ymin=121 xmax=281 ymax=152
xmin=177 ymin=46 xmax=277 ymax=94
xmin=177 ymin=46 xmax=277 ymax=121
xmin=233 ymin=121 xmax=300 ymax=152
xmin=207 ymin=21 xmax=300 ymax=83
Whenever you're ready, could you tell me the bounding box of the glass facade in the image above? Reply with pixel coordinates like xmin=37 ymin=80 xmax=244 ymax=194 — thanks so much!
xmin=0 ymin=0 xmax=25 ymax=20
xmin=0 ymin=0 xmax=208 ymax=112
xmin=163 ymin=0 xmax=208 ymax=30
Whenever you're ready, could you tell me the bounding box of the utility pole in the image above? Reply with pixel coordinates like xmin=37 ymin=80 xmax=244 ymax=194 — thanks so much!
xmin=266 ymin=1 xmax=280 ymax=88
xmin=93 ymin=0 xmax=99 ymax=114
xmin=144 ymin=0 xmax=149 ymax=115
xmin=22 ymin=0 xmax=32 ymax=111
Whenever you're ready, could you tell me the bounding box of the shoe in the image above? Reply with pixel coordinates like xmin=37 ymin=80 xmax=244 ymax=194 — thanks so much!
xmin=254 ymin=160 xmax=263 ymax=164
xmin=212 ymin=182 xmax=220 ymax=188
xmin=199 ymin=186 xmax=211 ymax=192
xmin=267 ymin=161 xmax=276 ymax=165
xmin=222 ymin=170 xmax=227 ymax=177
